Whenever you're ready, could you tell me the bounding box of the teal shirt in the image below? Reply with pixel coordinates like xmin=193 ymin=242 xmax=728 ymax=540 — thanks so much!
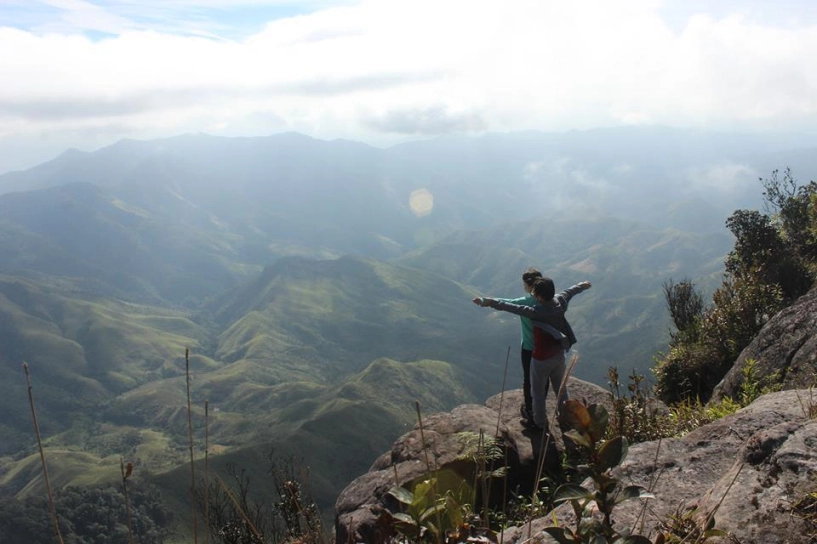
xmin=499 ymin=294 xmax=537 ymax=350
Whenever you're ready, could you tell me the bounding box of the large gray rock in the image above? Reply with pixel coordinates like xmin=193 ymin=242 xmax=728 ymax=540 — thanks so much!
xmin=500 ymin=389 xmax=817 ymax=544
xmin=334 ymin=379 xmax=611 ymax=543
xmin=713 ymin=285 xmax=817 ymax=402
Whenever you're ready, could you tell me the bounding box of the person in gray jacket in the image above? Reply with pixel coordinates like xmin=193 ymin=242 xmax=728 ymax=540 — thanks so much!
xmin=473 ymin=278 xmax=591 ymax=431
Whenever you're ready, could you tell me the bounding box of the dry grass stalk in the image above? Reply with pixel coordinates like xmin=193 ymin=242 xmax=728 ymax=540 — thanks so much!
xmin=204 ymin=399 xmax=210 ymax=544
xmin=215 ymin=474 xmax=264 ymax=541
xmin=23 ymin=363 xmax=65 ymax=544
xmin=414 ymin=400 xmax=444 ymax=544
xmin=485 ymin=346 xmax=512 ymax=530
xmin=185 ymin=348 xmax=199 ymax=543
xmin=415 ymin=400 xmax=433 ymax=474
xmin=494 ymin=346 xmax=512 ymax=437
xmin=120 ymin=456 xmax=135 ymax=544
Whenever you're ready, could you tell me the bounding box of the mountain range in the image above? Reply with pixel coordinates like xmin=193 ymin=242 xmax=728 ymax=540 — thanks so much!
xmin=0 ymin=126 xmax=813 ymax=535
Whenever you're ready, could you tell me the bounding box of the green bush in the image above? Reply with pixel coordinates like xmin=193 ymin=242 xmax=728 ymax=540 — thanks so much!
xmin=655 ymin=169 xmax=817 ymax=404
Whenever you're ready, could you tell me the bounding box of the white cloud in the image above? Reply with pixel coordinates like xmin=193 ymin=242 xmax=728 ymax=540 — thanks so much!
xmin=685 ymin=162 xmax=759 ymax=196
xmin=1 ymin=0 xmax=817 ymax=172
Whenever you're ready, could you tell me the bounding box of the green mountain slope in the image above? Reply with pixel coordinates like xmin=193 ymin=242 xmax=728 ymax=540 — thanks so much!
xmin=397 ymin=216 xmax=733 ymax=383
xmin=206 ymin=255 xmax=503 ymax=393
xmin=152 ymin=356 xmax=474 ymax=527
xmin=0 ymin=182 xmax=252 ymax=304
xmin=0 ymin=275 xmax=209 ymax=455
xmin=0 ymin=128 xmax=804 ymax=541
xmin=0 ymin=256 xmax=497 ymax=527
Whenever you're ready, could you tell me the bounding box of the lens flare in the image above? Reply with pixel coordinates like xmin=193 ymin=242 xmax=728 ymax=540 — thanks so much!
xmin=409 ymin=188 xmax=434 ymax=217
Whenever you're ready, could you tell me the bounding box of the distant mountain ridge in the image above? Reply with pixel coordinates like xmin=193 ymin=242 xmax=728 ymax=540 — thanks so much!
xmin=2 ymin=128 xmax=814 ymax=266
xmin=1 ymin=127 xmax=811 ymax=536
xmin=2 ymin=126 xmax=809 ymax=306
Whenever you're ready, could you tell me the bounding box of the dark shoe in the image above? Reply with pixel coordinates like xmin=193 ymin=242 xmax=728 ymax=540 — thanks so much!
xmin=520 ymin=417 xmax=543 ymax=432
xmin=520 ymin=404 xmax=534 ymax=421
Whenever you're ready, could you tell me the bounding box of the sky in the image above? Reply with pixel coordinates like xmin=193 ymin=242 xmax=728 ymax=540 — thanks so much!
xmin=1 ymin=0 xmax=817 ymax=174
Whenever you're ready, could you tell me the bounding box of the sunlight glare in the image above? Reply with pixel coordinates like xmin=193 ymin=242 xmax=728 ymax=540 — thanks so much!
xmin=409 ymin=188 xmax=434 ymax=217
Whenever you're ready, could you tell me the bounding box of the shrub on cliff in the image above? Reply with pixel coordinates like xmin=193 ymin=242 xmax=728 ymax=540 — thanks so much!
xmin=654 ymin=169 xmax=817 ymax=404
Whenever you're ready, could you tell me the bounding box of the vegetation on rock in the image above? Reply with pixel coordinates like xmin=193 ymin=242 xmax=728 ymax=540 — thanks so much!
xmin=654 ymin=169 xmax=817 ymax=403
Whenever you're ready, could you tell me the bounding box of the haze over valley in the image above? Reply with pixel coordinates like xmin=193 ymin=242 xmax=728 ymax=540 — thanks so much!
xmin=0 ymin=126 xmax=815 ymax=526
xmin=2 ymin=1 xmax=817 ymax=541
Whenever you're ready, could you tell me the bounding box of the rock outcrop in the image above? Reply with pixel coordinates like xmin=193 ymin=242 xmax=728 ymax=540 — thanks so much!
xmin=502 ymin=389 xmax=817 ymax=544
xmin=334 ymin=378 xmax=612 ymax=543
xmin=336 ymin=387 xmax=817 ymax=544
xmin=713 ymin=285 xmax=817 ymax=401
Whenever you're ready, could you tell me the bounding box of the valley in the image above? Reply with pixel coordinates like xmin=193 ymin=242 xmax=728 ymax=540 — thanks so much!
xmin=0 ymin=127 xmax=809 ymax=538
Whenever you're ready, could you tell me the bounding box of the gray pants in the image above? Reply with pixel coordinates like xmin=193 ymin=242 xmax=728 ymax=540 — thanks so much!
xmin=530 ymin=351 xmax=569 ymax=428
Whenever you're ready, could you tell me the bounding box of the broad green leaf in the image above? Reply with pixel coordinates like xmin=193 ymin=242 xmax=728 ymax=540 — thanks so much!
xmin=424 ymin=519 xmax=440 ymax=537
xmin=444 ymin=495 xmax=463 ymax=528
xmin=587 ymin=404 xmax=609 ymax=442
xmin=614 ymin=485 xmax=654 ymax=505
xmin=390 ymin=512 xmax=416 ymax=525
xmin=387 ymin=486 xmax=414 ymax=505
xmin=595 ymin=473 xmax=618 ymax=494
xmin=589 ymin=535 xmax=609 ymax=544
xmin=419 ymin=503 xmax=446 ymax=523
xmin=598 ymin=436 xmax=629 ymax=470
xmin=412 ymin=479 xmax=437 ymax=508
xmin=563 ymin=429 xmax=592 ymax=448
xmin=553 ymin=483 xmax=593 ymax=503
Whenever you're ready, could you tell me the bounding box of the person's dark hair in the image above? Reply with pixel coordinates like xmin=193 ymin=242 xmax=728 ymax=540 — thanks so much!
xmin=532 ymin=277 xmax=555 ymax=300
xmin=522 ymin=268 xmax=543 ymax=287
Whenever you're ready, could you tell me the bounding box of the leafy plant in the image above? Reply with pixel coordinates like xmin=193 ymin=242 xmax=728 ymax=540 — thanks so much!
xmin=662 ymin=279 xmax=705 ymax=343
xmin=544 ymin=400 xmax=655 ymax=544
xmin=387 ymin=478 xmax=484 ymax=544
xmin=455 ymin=431 xmax=506 ymax=528
xmin=655 ymin=168 xmax=817 ymax=405
xmin=736 ymin=358 xmax=782 ymax=406
xmin=607 ymin=368 xmax=667 ymax=443
xmin=607 ymin=367 xmax=742 ymax=444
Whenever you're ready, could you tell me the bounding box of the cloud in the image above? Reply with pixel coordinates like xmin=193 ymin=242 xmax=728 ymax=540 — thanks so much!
xmin=2 ymin=0 xmax=817 ymax=172
xmin=685 ymin=162 xmax=760 ymax=196
xmin=363 ymin=105 xmax=485 ymax=135
xmin=521 ymin=157 xmax=620 ymax=216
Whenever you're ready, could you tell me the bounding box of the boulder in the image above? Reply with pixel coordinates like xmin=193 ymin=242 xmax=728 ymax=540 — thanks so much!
xmin=334 ymin=379 xmax=612 ymax=543
xmin=501 ymin=389 xmax=817 ymax=544
xmin=713 ymin=285 xmax=817 ymax=402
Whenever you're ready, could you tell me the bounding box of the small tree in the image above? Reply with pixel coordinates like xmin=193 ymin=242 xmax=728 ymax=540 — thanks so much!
xmin=654 ymin=169 xmax=817 ymax=404
xmin=762 ymin=167 xmax=817 ymax=263
xmin=662 ymin=279 xmax=705 ymax=342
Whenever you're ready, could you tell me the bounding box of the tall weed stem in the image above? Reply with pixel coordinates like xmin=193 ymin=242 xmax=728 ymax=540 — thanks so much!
xmin=23 ymin=363 xmax=64 ymax=544
xmin=185 ymin=348 xmax=199 ymax=543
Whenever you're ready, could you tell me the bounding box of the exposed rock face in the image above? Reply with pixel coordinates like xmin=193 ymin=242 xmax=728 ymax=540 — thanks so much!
xmin=713 ymin=285 xmax=817 ymax=402
xmin=336 ymin=387 xmax=817 ymax=544
xmin=501 ymin=390 xmax=817 ymax=544
xmin=333 ymin=379 xmax=612 ymax=543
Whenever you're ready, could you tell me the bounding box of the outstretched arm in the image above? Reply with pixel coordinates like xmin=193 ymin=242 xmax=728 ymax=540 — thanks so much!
xmin=473 ymin=297 xmax=546 ymax=319
xmin=557 ymin=281 xmax=592 ymax=308
xmin=472 ymin=294 xmax=530 ymax=306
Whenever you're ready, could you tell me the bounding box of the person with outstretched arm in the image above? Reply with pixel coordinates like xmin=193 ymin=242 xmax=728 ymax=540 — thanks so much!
xmin=473 ymin=278 xmax=591 ymax=431
xmin=494 ymin=268 xmax=543 ymax=423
